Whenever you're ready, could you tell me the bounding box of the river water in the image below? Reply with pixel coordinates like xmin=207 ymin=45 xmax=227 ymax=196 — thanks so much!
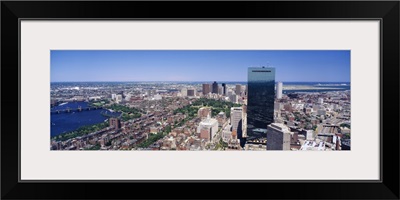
xmin=50 ymin=102 xmax=121 ymax=137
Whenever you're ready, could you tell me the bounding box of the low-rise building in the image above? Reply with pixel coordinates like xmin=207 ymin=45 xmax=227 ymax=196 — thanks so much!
xmin=300 ymin=140 xmax=326 ymax=151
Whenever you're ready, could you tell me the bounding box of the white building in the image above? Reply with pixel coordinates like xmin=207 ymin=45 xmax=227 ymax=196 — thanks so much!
xmin=227 ymin=89 xmax=233 ymax=97
xmin=292 ymin=103 xmax=304 ymax=110
xmin=116 ymin=94 xmax=123 ymax=103
xmin=300 ymin=140 xmax=326 ymax=151
xmin=222 ymin=125 xmax=232 ymax=142
xmin=306 ymin=130 xmax=314 ymax=140
xmin=181 ymin=88 xmax=187 ymax=97
xmin=274 ymin=102 xmax=283 ymax=111
xmin=89 ymin=96 xmax=101 ymax=101
xmin=318 ymin=98 xmax=324 ymax=104
xmin=125 ymin=94 xmax=132 ymax=101
xmin=276 ymin=82 xmax=283 ymax=99
xmin=196 ymin=114 xmax=218 ymax=141
xmin=153 ymin=94 xmax=162 ymax=100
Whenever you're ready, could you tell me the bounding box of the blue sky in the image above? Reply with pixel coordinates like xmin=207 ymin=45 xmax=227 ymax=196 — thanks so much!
xmin=51 ymin=50 xmax=350 ymax=82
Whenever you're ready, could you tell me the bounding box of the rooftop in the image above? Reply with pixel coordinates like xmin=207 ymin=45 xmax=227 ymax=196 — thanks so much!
xmin=269 ymin=123 xmax=290 ymax=132
xmin=199 ymin=113 xmax=218 ymax=126
xmin=300 ymin=140 xmax=325 ymax=151
xmin=231 ymin=107 xmax=242 ymax=111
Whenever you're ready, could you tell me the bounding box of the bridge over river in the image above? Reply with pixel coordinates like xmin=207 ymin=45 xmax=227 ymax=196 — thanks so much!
xmin=51 ymin=106 xmax=104 ymax=114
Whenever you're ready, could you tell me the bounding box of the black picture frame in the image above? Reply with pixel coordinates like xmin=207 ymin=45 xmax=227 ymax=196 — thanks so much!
xmin=1 ymin=1 xmax=399 ymax=199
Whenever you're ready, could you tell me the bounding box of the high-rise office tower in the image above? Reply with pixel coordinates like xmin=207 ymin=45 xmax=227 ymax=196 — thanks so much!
xmin=235 ymin=84 xmax=242 ymax=96
xmin=230 ymin=107 xmax=243 ymax=138
xmin=187 ymin=88 xmax=196 ymax=96
xmin=212 ymin=81 xmax=218 ymax=94
xmin=222 ymin=83 xmax=226 ymax=96
xmin=267 ymin=123 xmax=292 ymax=150
xmin=246 ymin=67 xmax=275 ymax=143
xmin=276 ymin=82 xmax=283 ymax=99
xmin=202 ymin=83 xmax=211 ymax=95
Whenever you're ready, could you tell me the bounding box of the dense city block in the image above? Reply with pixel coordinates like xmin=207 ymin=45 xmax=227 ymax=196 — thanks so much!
xmin=50 ymin=78 xmax=351 ymax=151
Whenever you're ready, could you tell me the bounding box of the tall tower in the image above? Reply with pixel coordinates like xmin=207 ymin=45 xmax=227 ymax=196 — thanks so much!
xmin=202 ymin=83 xmax=211 ymax=95
xmin=187 ymin=88 xmax=196 ymax=96
xmin=235 ymin=84 xmax=242 ymax=96
xmin=230 ymin=107 xmax=243 ymax=138
xmin=212 ymin=81 xmax=218 ymax=94
xmin=246 ymin=66 xmax=275 ymax=144
xmin=222 ymin=83 xmax=226 ymax=96
xmin=277 ymin=82 xmax=283 ymax=99
xmin=267 ymin=123 xmax=291 ymax=150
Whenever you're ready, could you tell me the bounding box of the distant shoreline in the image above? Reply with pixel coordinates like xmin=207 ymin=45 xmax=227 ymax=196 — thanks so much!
xmin=283 ymin=86 xmax=345 ymax=90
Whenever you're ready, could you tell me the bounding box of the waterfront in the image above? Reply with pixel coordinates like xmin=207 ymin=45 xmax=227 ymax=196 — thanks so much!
xmin=51 ymin=102 xmax=121 ymax=137
xmin=282 ymin=82 xmax=350 ymax=93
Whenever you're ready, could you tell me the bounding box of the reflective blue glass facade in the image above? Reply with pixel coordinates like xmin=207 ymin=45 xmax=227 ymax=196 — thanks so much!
xmin=246 ymin=67 xmax=275 ymax=143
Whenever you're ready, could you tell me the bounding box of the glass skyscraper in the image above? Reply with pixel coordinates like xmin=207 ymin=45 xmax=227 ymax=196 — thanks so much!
xmin=246 ymin=67 xmax=275 ymax=144
xmin=212 ymin=81 xmax=218 ymax=94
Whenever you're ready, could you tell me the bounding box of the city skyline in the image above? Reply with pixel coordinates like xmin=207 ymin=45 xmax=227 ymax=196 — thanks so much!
xmin=51 ymin=50 xmax=350 ymax=82
xmin=50 ymin=51 xmax=351 ymax=151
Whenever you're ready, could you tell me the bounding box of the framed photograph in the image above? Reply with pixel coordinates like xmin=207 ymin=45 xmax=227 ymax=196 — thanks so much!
xmin=2 ymin=1 xmax=399 ymax=199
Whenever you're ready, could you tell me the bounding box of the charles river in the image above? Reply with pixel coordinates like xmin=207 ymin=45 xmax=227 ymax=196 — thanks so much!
xmin=51 ymin=102 xmax=121 ymax=137
xmin=50 ymin=82 xmax=350 ymax=137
